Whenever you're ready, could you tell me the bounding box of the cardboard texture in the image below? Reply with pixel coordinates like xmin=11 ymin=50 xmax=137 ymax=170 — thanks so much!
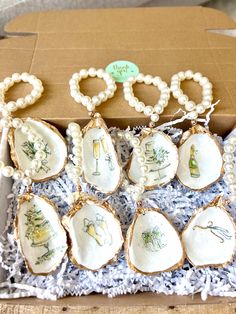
xmin=0 ymin=7 xmax=236 ymax=134
xmin=1 ymin=6 xmax=236 ymax=307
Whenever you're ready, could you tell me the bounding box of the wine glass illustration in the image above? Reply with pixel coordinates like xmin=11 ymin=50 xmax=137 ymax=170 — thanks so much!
xmin=100 ymin=136 xmax=115 ymax=171
xmin=93 ymin=139 xmax=101 ymax=176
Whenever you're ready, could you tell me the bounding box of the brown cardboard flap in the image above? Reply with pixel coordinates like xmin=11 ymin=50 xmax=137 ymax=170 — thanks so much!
xmin=1 ymin=7 xmax=236 ymax=135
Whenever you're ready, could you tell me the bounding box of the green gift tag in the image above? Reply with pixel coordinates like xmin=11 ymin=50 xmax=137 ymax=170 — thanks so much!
xmin=105 ymin=60 xmax=139 ymax=83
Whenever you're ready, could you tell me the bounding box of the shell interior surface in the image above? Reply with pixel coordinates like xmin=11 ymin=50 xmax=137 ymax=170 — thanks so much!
xmin=9 ymin=118 xmax=67 ymax=181
xmin=128 ymin=131 xmax=178 ymax=188
xmin=126 ymin=209 xmax=184 ymax=274
xmin=16 ymin=194 xmax=67 ymax=275
xmin=82 ymin=117 xmax=121 ymax=194
xmin=177 ymin=125 xmax=223 ymax=190
xmin=182 ymin=198 xmax=236 ymax=267
xmin=63 ymin=197 xmax=123 ymax=271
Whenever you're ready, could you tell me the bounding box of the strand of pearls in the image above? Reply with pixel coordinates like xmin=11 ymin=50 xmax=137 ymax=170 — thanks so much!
xmin=65 ymin=122 xmax=83 ymax=189
xmin=170 ymin=70 xmax=213 ymax=121
xmin=69 ymin=68 xmax=117 ymax=113
xmin=123 ymin=73 xmax=170 ymax=126
xmin=223 ymin=136 xmax=236 ymax=202
xmin=117 ymin=130 xmax=147 ymax=202
xmin=0 ymin=72 xmax=43 ymax=118
xmin=0 ymin=73 xmax=45 ymax=186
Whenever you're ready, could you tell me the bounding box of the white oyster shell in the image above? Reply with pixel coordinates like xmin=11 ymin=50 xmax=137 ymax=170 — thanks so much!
xmin=182 ymin=197 xmax=236 ymax=267
xmin=126 ymin=209 xmax=184 ymax=274
xmin=9 ymin=118 xmax=67 ymax=181
xmin=128 ymin=130 xmax=178 ymax=188
xmin=62 ymin=195 xmax=123 ymax=271
xmin=15 ymin=194 xmax=67 ymax=275
xmin=82 ymin=115 xmax=121 ymax=194
xmin=177 ymin=125 xmax=223 ymax=190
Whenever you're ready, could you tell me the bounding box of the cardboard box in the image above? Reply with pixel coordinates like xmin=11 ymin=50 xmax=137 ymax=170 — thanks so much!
xmin=0 ymin=6 xmax=236 ymax=310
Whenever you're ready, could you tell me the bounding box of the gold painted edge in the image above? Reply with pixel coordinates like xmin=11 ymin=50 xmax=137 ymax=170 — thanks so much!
xmin=176 ymin=124 xmax=224 ymax=192
xmin=181 ymin=195 xmax=236 ymax=269
xmin=8 ymin=117 xmax=68 ymax=183
xmin=125 ymin=207 xmax=185 ymax=275
xmin=127 ymin=128 xmax=179 ymax=190
xmin=15 ymin=193 xmax=68 ymax=276
xmin=81 ymin=115 xmax=123 ymax=195
xmin=62 ymin=194 xmax=124 ymax=272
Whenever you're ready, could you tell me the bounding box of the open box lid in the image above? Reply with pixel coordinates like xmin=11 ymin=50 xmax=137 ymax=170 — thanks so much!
xmin=0 ymin=7 xmax=236 ymax=135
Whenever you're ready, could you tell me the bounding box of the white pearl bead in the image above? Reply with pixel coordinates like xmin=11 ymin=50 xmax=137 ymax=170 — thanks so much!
xmin=6 ymin=101 xmax=17 ymax=112
xmin=81 ymin=96 xmax=91 ymax=106
xmin=22 ymin=177 xmax=32 ymax=186
xmin=153 ymin=76 xmax=161 ymax=86
xmin=178 ymin=71 xmax=185 ymax=80
xmin=187 ymin=111 xmax=198 ymax=120
xmin=144 ymin=75 xmax=153 ymax=85
xmin=11 ymin=73 xmax=21 ymax=82
xmin=12 ymin=118 xmax=23 ymax=129
xmin=0 ymin=117 xmax=11 ymax=128
xmin=193 ymin=72 xmax=202 ymax=82
xmin=196 ymin=104 xmax=205 ymax=114
xmin=173 ymin=90 xmax=183 ymax=98
xmin=150 ymin=114 xmax=159 ymax=122
xmin=96 ymin=69 xmax=105 ymax=78
xmin=223 ymin=153 xmax=234 ymax=162
xmin=143 ymin=105 xmax=154 ymax=116
xmin=185 ymin=101 xmax=196 ymax=112
xmin=87 ymin=102 xmax=95 ymax=112
xmin=224 ymin=162 xmax=234 ymax=172
xmin=224 ymin=143 xmax=235 ymax=153
xmin=185 ymin=70 xmax=193 ymax=79
xmin=79 ymin=69 xmax=88 ymax=78
xmin=199 ymin=77 xmax=209 ymax=86
xmin=2 ymin=166 xmax=14 ymax=177
xmin=178 ymin=95 xmax=188 ymax=105
xmin=88 ymin=67 xmax=97 ymax=77
xmin=154 ymin=104 xmax=164 ymax=114
xmin=202 ymin=100 xmax=211 ymax=108
xmin=13 ymin=170 xmax=24 ymax=180
xmin=135 ymin=102 xmax=145 ymax=113
xmin=136 ymin=73 xmax=144 ymax=82
xmin=224 ymin=172 xmax=235 ymax=183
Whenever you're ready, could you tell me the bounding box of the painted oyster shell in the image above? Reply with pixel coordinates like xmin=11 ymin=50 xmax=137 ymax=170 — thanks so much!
xmin=181 ymin=196 xmax=236 ymax=268
xmin=8 ymin=118 xmax=67 ymax=182
xmin=15 ymin=194 xmax=67 ymax=275
xmin=82 ymin=114 xmax=121 ymax=194
xmin=125 ymin=208 xmax=184 ymax=274
xmin=62 ymin=194 xmax=123 ymax=271
xmin=177 ymin=124 xmax=223 ymax=190
xmin=128 ymin=130 xmax=178 ymax=189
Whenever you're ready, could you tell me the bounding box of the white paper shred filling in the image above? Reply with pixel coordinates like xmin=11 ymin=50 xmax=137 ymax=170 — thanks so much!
xmin=0 ymin=126 xmax=235 ymax=301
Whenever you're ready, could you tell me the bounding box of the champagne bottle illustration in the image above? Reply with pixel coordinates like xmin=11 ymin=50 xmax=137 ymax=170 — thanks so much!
xmin=83 ymin=218 xmax=105 ymax=246
xmin=189 ymin=144 xmax=200 ymax=178
xmin=92 ymin=139 xmax=101 ymax=176
xmin=25 ymin=205 xmax=56 ymax=265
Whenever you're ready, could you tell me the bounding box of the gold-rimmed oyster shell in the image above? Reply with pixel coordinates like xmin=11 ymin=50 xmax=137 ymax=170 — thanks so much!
xmin=15 ymin=193 xmax=68 ymax=275
xmin=177 ymin=124 xmax=223 ymax=190
xmin=62 ymin=193 xmax=123 ymax=271
xmin=82 ymin=114 xmax=122 ymax=194
xmin=128 ymin=129 xmax=178 ymax=189
xmin=125 ymin=207 xmax=184 ymax=275
xmin=181 ymin=196 xmax=236 ymax=268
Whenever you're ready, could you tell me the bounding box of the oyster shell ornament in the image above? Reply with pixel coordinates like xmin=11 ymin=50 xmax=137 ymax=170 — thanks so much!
xmin=8 ymin=118 xmax=67 ymax=182
xmin=69 ymin=68 xmax=121 ymax=194
xmin=181 ymin=196 xmax=236 ymax=268
xmin=123 ymin=72 xmax=178 ymax=189
xmin=170 ymin=70 xmax=223 ymax=190
xmin=177 ymin=124 xmax=223 ymax=190
xmin=128 ymin=129 xmax=178 ymax=189
xmin=62 ymin=194 xmax=123 ymax=271
xmin=126 ymin=208 xmax=184 ymax=274
xmin=15 ymin=194 xmax=67 ymax=275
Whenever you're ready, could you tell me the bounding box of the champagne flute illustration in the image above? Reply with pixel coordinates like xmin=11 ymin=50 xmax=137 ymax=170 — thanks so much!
xmin=101 ymin=136 xmax=115 ymax=171
xmin=93 ymin=139 xmax=101 ymax=176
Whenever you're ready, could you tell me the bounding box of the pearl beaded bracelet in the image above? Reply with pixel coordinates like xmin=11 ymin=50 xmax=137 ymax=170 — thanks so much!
xmin=69 ymin=68 xmax=117 ymax=113
xmin=0 ymin=72 xmax=43 ymax=118
xmin=0 ymin=74 xmax=47 ymax=186
xmin=223 ymin=136 xmax=236 ymax=202
xmin=117 ymin=130 xmax=147 ymax=202
xmin=170 ymin=70 xmax=213 ymax=120
xmin=123 ymin=73 xmax=170 ymax=125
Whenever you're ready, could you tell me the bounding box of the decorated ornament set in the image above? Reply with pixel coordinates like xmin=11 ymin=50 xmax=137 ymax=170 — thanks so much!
xmin=0 ymin=68 xmax=236 ymax=280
